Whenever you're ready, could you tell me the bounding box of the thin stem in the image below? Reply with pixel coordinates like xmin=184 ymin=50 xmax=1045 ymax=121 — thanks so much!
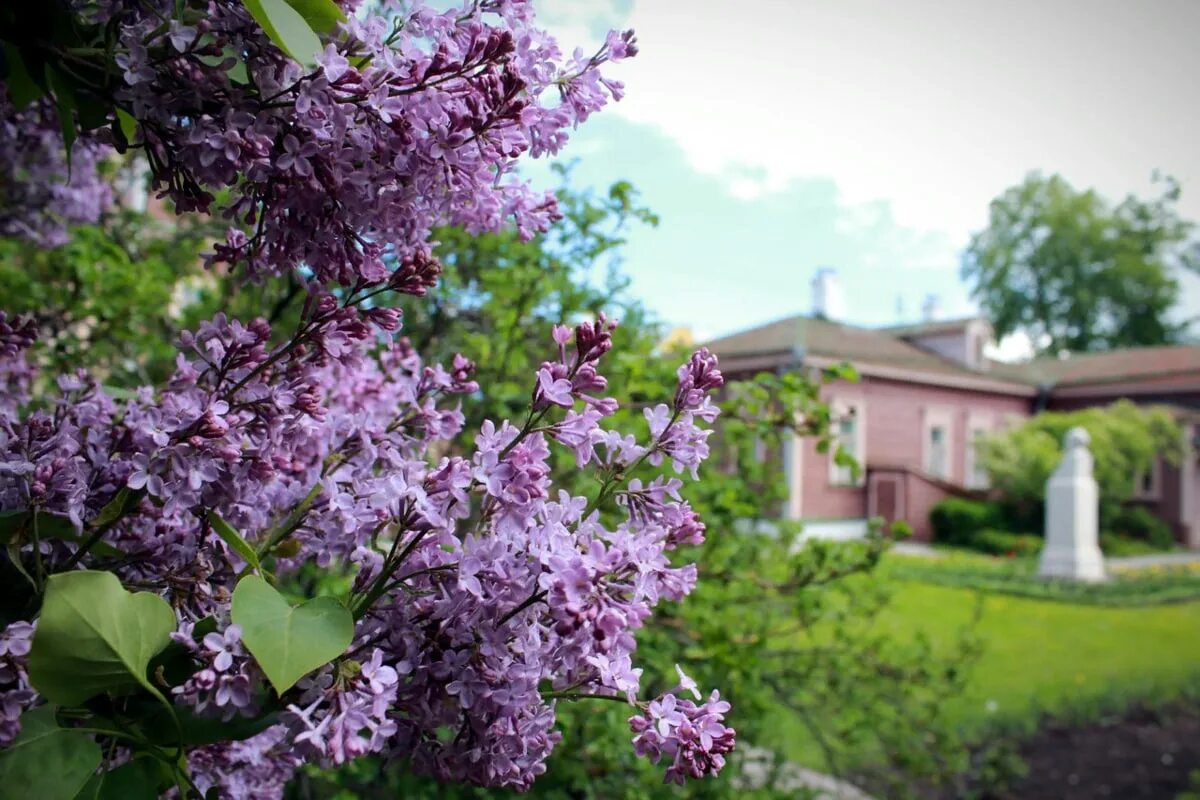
xmin=497 ymin=589 xmax=546 ymax=626
xmin=543 ymin=691 xmax=633 ymax=705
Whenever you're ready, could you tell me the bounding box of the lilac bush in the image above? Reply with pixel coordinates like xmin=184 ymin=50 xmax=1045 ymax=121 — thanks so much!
xmin=0 ymin=1 xmax=733 ymax=795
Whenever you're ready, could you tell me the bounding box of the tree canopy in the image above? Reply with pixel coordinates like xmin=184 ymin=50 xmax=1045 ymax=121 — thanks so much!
xmin=962 ymin=172 xmax=1198 ymax=355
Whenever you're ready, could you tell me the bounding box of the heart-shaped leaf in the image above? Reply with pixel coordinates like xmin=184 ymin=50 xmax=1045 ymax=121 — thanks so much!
xmin=0 ymin=706 xmax=101 ymax=800
xmin=231 ymin=574 xmax=352 ymax=694
xmin=28 ymin=571 xmax=176 ymax=706
xmin=243 ymin=0 xmax=322 ymax=67
xmin=75 ymin=756 xmax=162 ymax=800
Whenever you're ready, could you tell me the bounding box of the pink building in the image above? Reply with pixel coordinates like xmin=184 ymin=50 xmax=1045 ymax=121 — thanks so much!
xmin=706 ymin=314 xmax=1200 ymax=548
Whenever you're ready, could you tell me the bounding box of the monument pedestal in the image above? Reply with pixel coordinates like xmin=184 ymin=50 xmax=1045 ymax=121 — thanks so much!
xmin=1038 ymin=427 xmax=1106 ymax=582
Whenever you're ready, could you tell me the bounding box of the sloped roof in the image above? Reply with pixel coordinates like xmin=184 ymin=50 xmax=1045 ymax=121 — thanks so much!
xmin=878 ymin=316 xmax=985 ymax=338
xmin=990 ymin=345 xmax=1200 ymax=387
xmin=704 ymin=314 xmax=1016 ymax=381
xmin=705 ymin=314 xmax=1200 ymax=391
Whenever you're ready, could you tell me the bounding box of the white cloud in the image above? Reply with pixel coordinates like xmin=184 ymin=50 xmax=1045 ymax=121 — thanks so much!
xmin=547 ymin=0 xmax=1200 ymax=247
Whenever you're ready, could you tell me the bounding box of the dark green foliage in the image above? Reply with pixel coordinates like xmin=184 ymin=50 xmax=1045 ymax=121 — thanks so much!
xmin=930 ymin=498 xmax=1002 ymax=547
xmin=962 ymin=172 xmax=1198 ymax=355
xmin=0 ymin=185 xmax=302 ymax=389
xmin=969 ymin=529 xmax=1042 ymax=558
xmin=1110 ymin=505 xmax=1177 ymax=550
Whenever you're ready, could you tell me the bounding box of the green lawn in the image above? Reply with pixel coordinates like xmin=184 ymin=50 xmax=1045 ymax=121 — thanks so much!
xmin=882 ymin=579 xmax=1200 ymax=733
xmin=775 ymin=554 xmax=1200 ymax=765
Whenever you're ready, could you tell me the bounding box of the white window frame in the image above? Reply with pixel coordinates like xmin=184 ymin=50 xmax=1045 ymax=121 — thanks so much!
xmin=922 ymin=406 xmax=954 ymax=481
xmin=828 ymin=397 xmax=866 ymax=487
xmin=964 ymin=413 xmax=993 ymax=489
xmin=1133 ymin=458 xmax=1162 ymax=501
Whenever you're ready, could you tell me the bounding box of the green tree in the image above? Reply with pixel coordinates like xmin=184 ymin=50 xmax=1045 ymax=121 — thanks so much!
xmin=962 ymin=172 xmax=1197 ymax=355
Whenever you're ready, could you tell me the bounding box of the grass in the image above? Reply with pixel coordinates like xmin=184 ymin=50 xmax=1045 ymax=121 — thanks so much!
xmin=880 ymin=579 xmax=1200 ymax=735
xmin=774 ymin=551 xmax=1200 ymax=766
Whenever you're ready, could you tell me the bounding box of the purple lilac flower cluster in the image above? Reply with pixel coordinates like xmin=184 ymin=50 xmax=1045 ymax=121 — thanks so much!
xmin=172 ymin=622 xmax=259 ymax=721
xmin=0 ymin=1 xmax=735 ymax=791
xmin=630 ymin=684 xmax=736 ymax=785
xmin=0 ymin=304 xmax=732 ymax=793
xmin=0 ymin=102 xmax=113 ymax=247
xmin=0 ymin=622 xmax=36 ymax=747
xmin=4 ymin=0 xmax=633 ymax=286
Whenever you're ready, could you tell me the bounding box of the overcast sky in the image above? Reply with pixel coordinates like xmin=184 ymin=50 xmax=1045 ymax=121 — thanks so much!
xmin=526 ymin=0 xmax=1200 ymax=348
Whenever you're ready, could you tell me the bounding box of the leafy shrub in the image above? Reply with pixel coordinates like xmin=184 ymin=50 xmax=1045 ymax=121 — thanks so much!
xmin=1099 ymin=533 xmax=1168 ymax=558
xmin=971 ymin=529 xmax=1043 ymax=557
xmin=1110 ymin=505 xmax=1177 ymax=550
xmin=976 ymin=402 xmax=1182 ymax=528
xmin=930 ymin=497 xmax=1002 ymax=546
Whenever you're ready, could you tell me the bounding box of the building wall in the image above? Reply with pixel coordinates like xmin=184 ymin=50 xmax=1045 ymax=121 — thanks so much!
xmin=1161 ymin=460 xmax=1185 ymax=541
xmin=797 ymin=375 xmax=1031 ymax=521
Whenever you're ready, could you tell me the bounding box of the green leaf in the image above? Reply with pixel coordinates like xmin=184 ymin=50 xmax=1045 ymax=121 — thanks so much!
xmin=3 ymin=48 xmax=45 ymax=110
xmin=0 ymin=510 xmax=123 ymax=560
xmin=0 ymin=706 xmax=101 ymax=800
xmin=44 ymin=66 xmax=77 ymax=163
xmin=28 ymin=571 xmax=177 ymax=706
xmin=231 ymin=574 xmax=352 ymax=694
xmin=144 ymin=704 xmax=280 ymax=747
xmin=195 ymin=47 xmax=251 ymax=84
xmin=284 ymin=0 xmax=346 ymax=33
xmin=92 ymin=487 xmax=139 ymax=530
xmin=115 ymin=109 xmax=138 ymax=146
xmin=73 ymin=91 xmax=110 ymax=132
xmin=243 ymin=0 xmax=322 ymax=67
xmin=75 ymin=757 xmax=161 ymax=800
xmin=0 ymin=511 xmax=26 ymax=546
xmin=228 ymin=60 xmax=250 ymax=84
xmin=207 ymin=511 xmax=262 ymax=575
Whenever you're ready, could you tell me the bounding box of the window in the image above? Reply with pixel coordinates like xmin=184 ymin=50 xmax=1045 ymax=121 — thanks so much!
xmin=964 ymin=416 xmax=992 ymax=489
xmin=1133 ymin=458 xmax=1162 ymax=500
xmin=922 ymin=407 xmax=953 ymax=480
xmin=928 ymin=425 xmax=948 ymax=478
xmin=829 ymin=400 xmax=865 ymax=486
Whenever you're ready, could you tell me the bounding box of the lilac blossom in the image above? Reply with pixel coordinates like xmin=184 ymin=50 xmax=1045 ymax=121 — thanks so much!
xmin=0 ymin=311 xmax=732 ymax=792
xmin=0 ymin=2 xmax=737 ymax=791
xmin=0 ymin=622 xmax=36 ymax=747
xmin=172 ymin=622 xmax=259 ymax=721
xmin=2 ymin=1 xmax=635 ymax=291
xmin=629 ymin=688 xmax=736 ymax=785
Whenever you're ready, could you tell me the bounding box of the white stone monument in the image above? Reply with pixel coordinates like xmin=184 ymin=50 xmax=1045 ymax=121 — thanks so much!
xmin=1038 ymin=427 xmax=1106 ymax=581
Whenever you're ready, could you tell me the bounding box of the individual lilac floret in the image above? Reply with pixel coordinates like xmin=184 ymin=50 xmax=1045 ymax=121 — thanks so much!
xmin=284 ymin=649 xmax=398 ymax=766
xmin=0 ymin=621 xmax=37 ymax=747
xmin=172 ymin=623 xmax=258 ymax=721
xmin=189 ymin=724 xmax=301 ymax=799
xmin=629 ymin=684 xmax=736 ymax=785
